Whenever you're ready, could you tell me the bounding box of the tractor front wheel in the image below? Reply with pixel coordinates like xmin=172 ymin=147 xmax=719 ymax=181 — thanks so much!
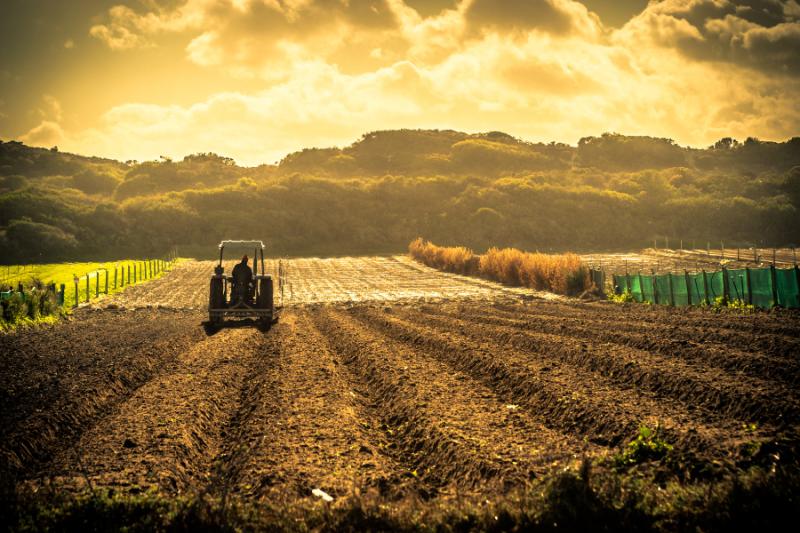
xmin=257 ymin=277 xmax=273 ymax=322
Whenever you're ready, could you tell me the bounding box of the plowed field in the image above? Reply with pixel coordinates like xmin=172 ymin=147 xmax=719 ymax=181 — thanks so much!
xmin=2 ymin=256 xmax=799 ymax=529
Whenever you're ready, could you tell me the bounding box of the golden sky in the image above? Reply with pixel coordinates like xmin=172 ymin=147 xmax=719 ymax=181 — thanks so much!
xmin=1 ymin=0 xmax=798 ymax=165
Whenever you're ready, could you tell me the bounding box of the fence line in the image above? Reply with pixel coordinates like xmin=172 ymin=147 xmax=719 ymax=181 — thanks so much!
xmin=71 ymin=255 xmax=177 ymax=307
xmin=611 ymin=266 xmax=800 ymax=309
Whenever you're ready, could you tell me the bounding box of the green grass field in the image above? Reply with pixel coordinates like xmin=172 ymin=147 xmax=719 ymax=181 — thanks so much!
xmin=0 ymin=260 xmax=173 ymax=309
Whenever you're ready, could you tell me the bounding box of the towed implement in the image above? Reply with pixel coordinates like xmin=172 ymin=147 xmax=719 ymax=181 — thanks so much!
xmin=208 ymin=240 xmax=280 ymax=326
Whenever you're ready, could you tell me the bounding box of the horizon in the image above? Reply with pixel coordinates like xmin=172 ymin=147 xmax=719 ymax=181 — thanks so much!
xmin=2 ymin=1 xmax=798 ymax=166
xmin=4 ymin=128 xmax=797 ymax=168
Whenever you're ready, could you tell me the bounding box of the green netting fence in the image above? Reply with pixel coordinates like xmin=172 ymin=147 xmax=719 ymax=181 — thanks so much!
xmin=613 ymin=266 xmax=800 ymax=309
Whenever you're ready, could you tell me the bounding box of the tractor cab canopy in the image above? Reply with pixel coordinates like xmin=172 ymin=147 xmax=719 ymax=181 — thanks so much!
xmin=216 ymin=240 xmax=266 ymax=277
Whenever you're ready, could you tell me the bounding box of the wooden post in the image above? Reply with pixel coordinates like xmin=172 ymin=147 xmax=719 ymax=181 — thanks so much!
xmin=95 ymin=272 xmax=100 ymax=298
xmin=86 ymin=275 xmax=90 ymax=303
xmin=722 ymin=267 xmax=729 ymax=305
xmin=685 ymin=270 xmax=692 ymax=306
xmin=638 ymin=272 xmax=645 ymax=303
xmin=134 ymin=263 xmax=137 ymax=284
xmin=668 ymin=273 xmax=675 ymax=306
xmin=652 ymin=269 xmax=659 ymax=305
xmin=73 ymin=276 xmax=79 ymax=308
xmin=59 ymin=283 xmax=65 ymax=306
xmin=114 ymin=267 xmax=118 ymax=290
xmin=770 ymin=265 xmax=778 ymax=308
xmin=702 ymin=269 xmax=710 ymax=305
xmin=795 ymin=266 xmax=800 ymax=308
xmin=745 ymin=267 xmax=753 ymax=306
xmin=104 ymin=270 xmax=109 ymax=294
xmin=773 ymin=248 xmax=777 ymax=266
xmin=127 ymin=265 xmax=131 ymax=285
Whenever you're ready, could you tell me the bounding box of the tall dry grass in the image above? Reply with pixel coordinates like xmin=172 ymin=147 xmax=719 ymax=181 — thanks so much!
xmin=408 ymin=238 xmax=480 ymax=275
xmin=409 ymin=238 xmax=591 ymax=295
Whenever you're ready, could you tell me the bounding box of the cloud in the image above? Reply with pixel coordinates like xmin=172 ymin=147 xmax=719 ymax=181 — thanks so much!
xmin=52 ymin=0 xmax=798 ymax=163
xmin=20 ymin=121 xmax=65 ymax=148
xmin=464 ymin=0 xmax=601 ymax=37
xmin=619 ymin=0 xmax=800 ymax=75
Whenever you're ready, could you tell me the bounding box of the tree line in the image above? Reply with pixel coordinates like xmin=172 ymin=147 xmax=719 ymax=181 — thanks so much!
xmin=0 ymin=130 xmax=798 ymax=262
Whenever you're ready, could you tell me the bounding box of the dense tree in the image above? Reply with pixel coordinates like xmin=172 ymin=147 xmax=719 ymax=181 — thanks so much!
xmin=0 ymin=130 xmax=798 ymax=262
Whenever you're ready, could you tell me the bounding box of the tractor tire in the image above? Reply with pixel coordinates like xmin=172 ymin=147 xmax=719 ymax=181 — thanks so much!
xmin=209 ymin=277 xmax=224 ymax=324
xmin=257 ymin=277 xmax=274 ymax=320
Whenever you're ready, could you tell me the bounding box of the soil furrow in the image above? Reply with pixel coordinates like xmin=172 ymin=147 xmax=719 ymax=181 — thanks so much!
xmin=313 ymin=307 xmax=574 ymax=492
xmin=350 ymin=306 xmax=755 ymax=458
xmin=444 ymin=307 xmax=800 ymax=386
xmin=396 ymin=307 xmax=795 ymax=427
xmin=0 ymin=310 xmax=204 ymax=485
xmin=25 ymin=327 xmax=259 ymax=495
xmin=209 ymin=311 xmax=420 ymax=504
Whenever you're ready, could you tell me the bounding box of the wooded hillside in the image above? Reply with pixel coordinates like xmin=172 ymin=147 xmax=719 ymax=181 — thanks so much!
xmin=1 ymin=130 xmax=798 ymax=261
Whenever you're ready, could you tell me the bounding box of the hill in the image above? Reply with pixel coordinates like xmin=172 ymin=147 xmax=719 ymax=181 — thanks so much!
xmin=1 ymin=130 xmax=799 ymax=261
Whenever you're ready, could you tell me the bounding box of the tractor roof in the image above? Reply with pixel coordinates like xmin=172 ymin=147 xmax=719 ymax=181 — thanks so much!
xmin=219 ymin=240 xmax=265 ymax=249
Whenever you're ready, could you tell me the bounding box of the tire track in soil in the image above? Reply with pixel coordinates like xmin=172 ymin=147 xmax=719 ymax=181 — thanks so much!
xmin=209 ymin=310 xmax=422 ymax=504
xmin=312 ymin=308 xmax=599 ymax=494
xmin=0 ymin=309 xmax=205 ymax=484
xmin=350 ymin=306 xmax=754 ymax=457
xmin=451 ymin=305 xmax=799 ymax=386
xmin=32 ymin=327 xmax=260 ymax=495
xmin=411 ymin=306 xmax=799 ymax=423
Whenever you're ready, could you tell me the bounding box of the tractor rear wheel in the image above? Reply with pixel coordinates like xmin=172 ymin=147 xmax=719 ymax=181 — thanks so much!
xmin=257 ymin=277 xmax=273 ymax=323
xmin=209 ymin=277 xmax=224 ymax=324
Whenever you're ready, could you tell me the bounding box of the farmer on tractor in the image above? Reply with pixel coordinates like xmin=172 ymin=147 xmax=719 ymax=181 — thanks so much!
xmin=231 ymin=254 xmax=253 ymax=304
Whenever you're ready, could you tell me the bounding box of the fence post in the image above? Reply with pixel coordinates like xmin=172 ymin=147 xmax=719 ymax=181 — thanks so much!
xmin=59 ymin=283 xmax=65 ymax=306
xmin=722 ymin=267 xmax=729 ymax=305
xmin=702 ymin=270 xmax=710 ymax=305
xmin=104 ymin=270 xmax=109 ymax=294
xmin=773 ymin=248 xmax=777 ymax=266
xmin=745 ymin=267 xmax=753 ymax=306
xmin=652 ymin=269 xmax=659 ymax=305
xmin=638 ymin=272 xmax=645 ymax=303
xmin=668 ymin=273 xmax=675 ymax=306
xmin=73 ymin=276 xmax=78 ymax=308
xmin=86 ymin=275 xmax=90 ymax=303
xmin=114 ymin=267 xmax=118 ymax=290
xmin=95 ymin=272 xmax=99 ymax=298
xmin=770 ymin=265 xmax=778 ymax=308
xmin=134 ymin=263 xmax=138 ymax=284
xmin=685 ymin=270 xmax=692 ymax=306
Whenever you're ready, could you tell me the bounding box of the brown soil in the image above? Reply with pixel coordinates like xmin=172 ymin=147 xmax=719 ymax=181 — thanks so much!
xmin=2 ymin=256 xmax=799 ymax=515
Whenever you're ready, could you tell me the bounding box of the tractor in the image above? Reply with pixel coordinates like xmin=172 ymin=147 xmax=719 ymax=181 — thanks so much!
xmin=208 ymin=240 xmax=277 ymax=326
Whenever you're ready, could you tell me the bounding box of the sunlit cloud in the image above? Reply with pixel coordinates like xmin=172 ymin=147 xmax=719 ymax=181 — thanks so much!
xmin=16 ymin=0 xmax=798 ymax=163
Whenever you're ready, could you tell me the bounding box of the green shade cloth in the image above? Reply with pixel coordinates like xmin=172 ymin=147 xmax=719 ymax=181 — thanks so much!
xmin=671 ymin=274 xmax=690 ymax=307
xmin=614 ymin=267 xmax=798 ymax=309
xmin=776 ymin=268 xmax=800 ymax=308
xmin=654 ymin=274 xmax=671 ymax=305
xmin=749 ymin=268 xmax=774 ymax=309
xmin=726 ymin=269 xmax=749 ymax=302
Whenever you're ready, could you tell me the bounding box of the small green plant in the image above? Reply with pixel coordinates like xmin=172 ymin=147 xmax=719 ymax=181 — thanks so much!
xmin=615 ymin=424 xmax=673 ymax=466
xmin=608 ymin=290 xmax=635 ymax=303
xmin=711 ymin=296 xmax=755 ymax=314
